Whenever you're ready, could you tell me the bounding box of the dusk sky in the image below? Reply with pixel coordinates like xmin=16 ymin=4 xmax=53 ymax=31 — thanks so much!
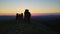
xmin=0 ymin=0 xmax=60 ymax=16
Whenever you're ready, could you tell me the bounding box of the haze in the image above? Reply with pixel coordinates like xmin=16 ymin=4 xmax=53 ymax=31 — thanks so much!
xmin=0 ymin=0 xmax=60 ymax=16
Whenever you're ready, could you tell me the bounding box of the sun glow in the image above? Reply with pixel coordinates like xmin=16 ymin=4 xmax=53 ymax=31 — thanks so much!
xmin=0 ymin=0 xmax=60 ymax=16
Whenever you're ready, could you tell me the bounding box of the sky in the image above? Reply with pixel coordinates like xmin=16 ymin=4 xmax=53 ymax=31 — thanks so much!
xmin=0 ymin=0 xmax=60 ymax=16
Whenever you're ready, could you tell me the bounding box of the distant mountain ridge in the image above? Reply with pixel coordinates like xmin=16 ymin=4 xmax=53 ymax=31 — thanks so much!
xmin=0 ymin=15 xmax=60 ymax=20
xmin=0 ymin=16 xmax=16 ymax=20
xmin=32 ymin=15 xmax=60 ymax=21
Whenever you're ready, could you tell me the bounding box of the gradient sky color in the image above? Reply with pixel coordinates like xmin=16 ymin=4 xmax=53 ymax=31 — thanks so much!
xmin=0 ymin=0 xmax=60 ymax=16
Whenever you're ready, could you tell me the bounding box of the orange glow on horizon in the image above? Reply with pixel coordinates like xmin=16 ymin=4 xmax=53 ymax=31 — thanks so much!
xmin=0 ymin=12 xmax=60 ymax=16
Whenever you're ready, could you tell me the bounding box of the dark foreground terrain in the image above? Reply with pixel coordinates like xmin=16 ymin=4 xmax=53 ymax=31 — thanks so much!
xmin=0 ymin=19 xmax=60 ymax=34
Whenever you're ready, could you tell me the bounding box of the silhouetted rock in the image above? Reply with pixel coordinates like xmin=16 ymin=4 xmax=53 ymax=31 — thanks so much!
xmin=16 ymin=13 xmax=19 ymax=20
xmin=18 ymin=14 xmax=21 ymax=20
xmin=16 ymin=9 xmax=31 ymax=23
xmin=20 ymin=13 xmax=23 ymax=20
xmin=24 ymin=9 xmax=31 ymax=23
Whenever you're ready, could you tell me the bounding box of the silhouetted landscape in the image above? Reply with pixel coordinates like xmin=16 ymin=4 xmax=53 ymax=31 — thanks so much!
xmin=0 ymin=0 xmax=60 ymax=34
xmin=0 ymin=14 xmax=60 ymax=34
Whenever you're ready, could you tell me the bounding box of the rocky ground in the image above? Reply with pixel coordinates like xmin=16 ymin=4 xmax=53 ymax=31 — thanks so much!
xmin=0 ymin=19 xmax=59 ymax=34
